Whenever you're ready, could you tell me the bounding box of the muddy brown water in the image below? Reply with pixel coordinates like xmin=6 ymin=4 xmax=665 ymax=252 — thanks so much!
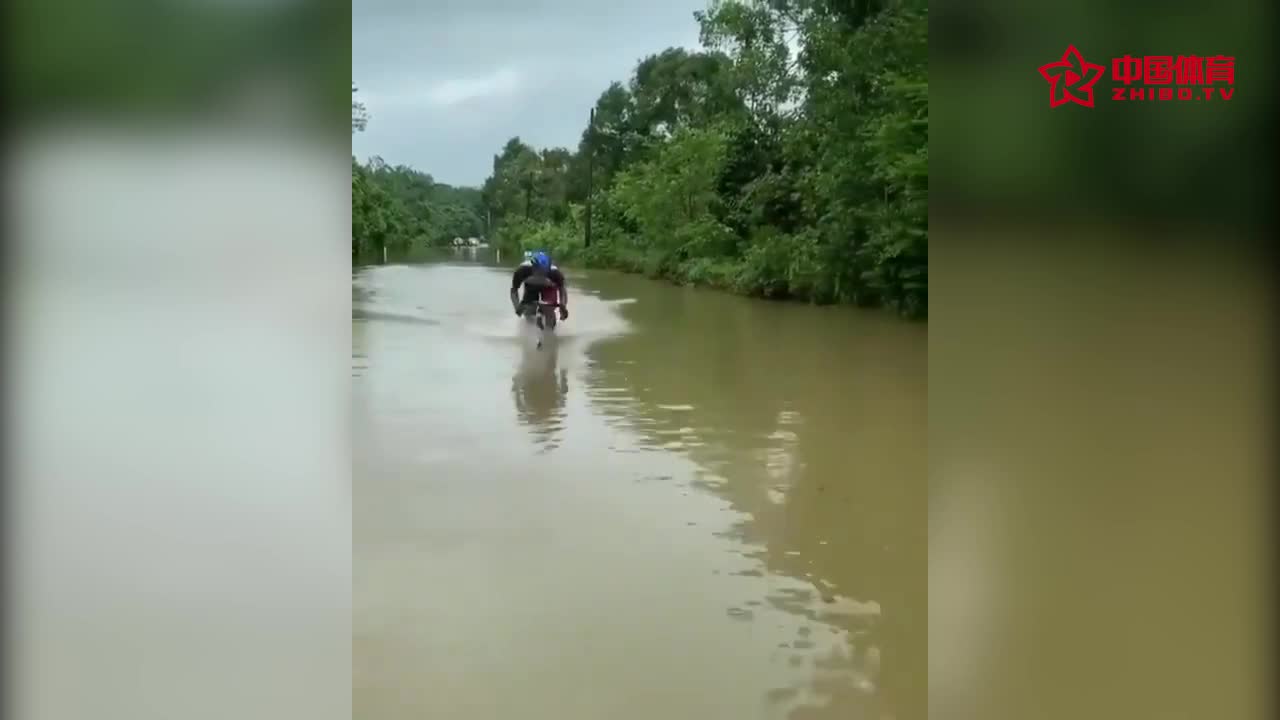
xmin=353 ymin=252 xmax=926 ymax=720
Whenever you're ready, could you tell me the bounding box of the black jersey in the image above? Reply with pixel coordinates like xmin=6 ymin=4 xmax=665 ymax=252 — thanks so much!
xmin=511 ymin=261 xmax=566 ymax=297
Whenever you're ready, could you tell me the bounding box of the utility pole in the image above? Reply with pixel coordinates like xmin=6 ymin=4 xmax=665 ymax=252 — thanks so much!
xmin=584 ymin=107 xmax=595 ymax=248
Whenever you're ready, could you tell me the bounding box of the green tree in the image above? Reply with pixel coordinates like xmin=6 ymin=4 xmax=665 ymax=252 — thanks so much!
xmin=351 ymin=103 xmax=486 ymax=261
xmin=352 ymin=83 xmax=368 ymax=133
xmin=389 ymin=0 xmax=929 ymax=319
xmin=611 ymin=125 xmax=734 ymax=269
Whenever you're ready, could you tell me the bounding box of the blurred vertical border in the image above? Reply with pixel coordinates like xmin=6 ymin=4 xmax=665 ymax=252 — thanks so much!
xmin=4 ymin=0 xmax=352 ymax=719
xmin=930 ymin=0 xmax=1275 ymax=719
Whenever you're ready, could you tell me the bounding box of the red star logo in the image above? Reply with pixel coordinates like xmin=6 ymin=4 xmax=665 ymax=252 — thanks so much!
xmin=1039 ymin=45 xmax=1105 ymax=108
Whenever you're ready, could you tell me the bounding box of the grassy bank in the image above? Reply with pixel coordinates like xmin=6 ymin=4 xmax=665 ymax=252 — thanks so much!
xmin=497 ymin=211 xmax=927 ymax=320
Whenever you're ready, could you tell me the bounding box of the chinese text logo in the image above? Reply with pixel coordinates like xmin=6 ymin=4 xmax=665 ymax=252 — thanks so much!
xmin=1040 ymin=46 xmax=1235 ymax=107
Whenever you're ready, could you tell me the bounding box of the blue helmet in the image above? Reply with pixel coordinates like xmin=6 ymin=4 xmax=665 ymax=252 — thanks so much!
xmin=530 ymin=251 xmax=551 ymax=269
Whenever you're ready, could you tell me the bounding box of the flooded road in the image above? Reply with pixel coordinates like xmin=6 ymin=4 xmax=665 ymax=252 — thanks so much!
xmin=353 ymin=253 xmax=926 ymax=720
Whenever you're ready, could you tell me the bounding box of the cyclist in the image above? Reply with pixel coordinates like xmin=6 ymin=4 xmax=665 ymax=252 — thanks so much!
xmin=510 ymin=251 xmax=569 ymax=323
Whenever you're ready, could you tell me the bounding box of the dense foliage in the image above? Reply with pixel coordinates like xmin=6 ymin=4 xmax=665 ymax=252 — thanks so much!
xmin=351 ymin=0 xmax=927 ymax=318
xmin=482 ymin=0 xmax=927 ymax=318
xmin=351 ymin=157 xmax=486 ymax=261
xmin=350 ymin=92 xmax=486 ymax=262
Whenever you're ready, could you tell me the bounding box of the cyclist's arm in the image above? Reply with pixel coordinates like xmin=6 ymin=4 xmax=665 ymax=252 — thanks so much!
xmin=552 ymin=269 xmax=568 ymax=309
xmin=511 ymin=266 xmax=530 ymax=307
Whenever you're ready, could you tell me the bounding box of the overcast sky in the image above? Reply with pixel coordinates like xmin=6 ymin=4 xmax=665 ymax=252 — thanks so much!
xmin=353 ymin=0 xmax=707 ymax=187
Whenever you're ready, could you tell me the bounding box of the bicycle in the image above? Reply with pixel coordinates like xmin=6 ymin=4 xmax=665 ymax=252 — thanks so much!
xmin=520 ymin=300 xmax=560 ymax=349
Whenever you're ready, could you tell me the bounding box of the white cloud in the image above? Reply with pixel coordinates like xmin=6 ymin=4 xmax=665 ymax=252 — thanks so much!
xmin=361 ymin=68 xmax=525 ymax=112
xmin=426 ymin=67 xmax=523 ymax=107
xmin=352 ymin=0 xmax=708 ymax=182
